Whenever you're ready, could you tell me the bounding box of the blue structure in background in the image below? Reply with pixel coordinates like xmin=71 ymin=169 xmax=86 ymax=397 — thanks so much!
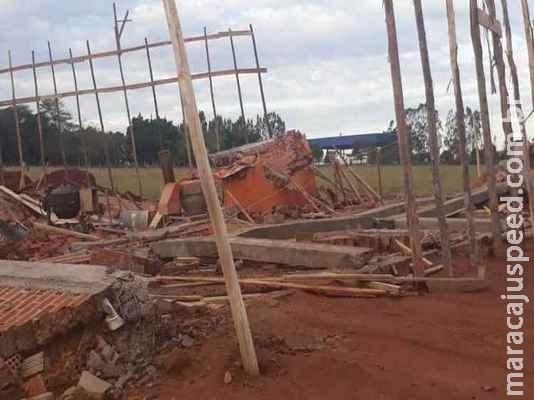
xmin=308 ymin=132 xmax=397 ymax=150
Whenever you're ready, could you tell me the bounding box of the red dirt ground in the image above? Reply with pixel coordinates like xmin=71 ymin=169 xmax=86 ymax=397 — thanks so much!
xmin=129 ymin=253 xmax=533 ymax=400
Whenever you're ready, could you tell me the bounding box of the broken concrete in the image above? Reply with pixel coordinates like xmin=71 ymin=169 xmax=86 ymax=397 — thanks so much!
xmin=151 ymin=236 xmax=373 ymax=269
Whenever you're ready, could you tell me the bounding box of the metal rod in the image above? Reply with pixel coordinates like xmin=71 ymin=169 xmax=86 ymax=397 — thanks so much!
xmin=31 ymin=50 xmax=46 ymax=175
xmin=144 ymin=37 xmax=163 ymax=149
xmin=204 ymin=26 xmax=220 ymax=151
xmin=47 ymin=41 xmax=68 ymax=175
xmin=69 ymin=48 xmax=91 ymax=185
xmin=0 ymin=30 xmax=253 ymax=75
xmin=383 ymin=0 xmax=424 ymax=274
xmin=0 ymin=68 xmax=267 ymax=108
xmin=113 ymin=3 xmax=143 ymax=197
xmin=86 ymin=40 xmax=115 ymax=192
xmin=8 ymin=50 xmax=25 ymax=190
xmin=229 ymin=28 xmax=247 ymax=143
xmin=250 ymin=24 xmax=272 ymax=138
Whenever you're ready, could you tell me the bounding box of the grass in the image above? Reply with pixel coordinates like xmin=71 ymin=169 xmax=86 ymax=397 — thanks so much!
xmin=8 ymin=164 xmax=476 ymax=200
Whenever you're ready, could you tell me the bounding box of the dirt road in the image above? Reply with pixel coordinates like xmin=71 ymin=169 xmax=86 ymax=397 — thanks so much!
xmin=130 ymin=254 xmax=533 ymax=400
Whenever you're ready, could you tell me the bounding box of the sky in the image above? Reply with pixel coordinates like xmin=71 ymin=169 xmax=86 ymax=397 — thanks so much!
xmin=0 ymin=0 xmax=533 ymax=146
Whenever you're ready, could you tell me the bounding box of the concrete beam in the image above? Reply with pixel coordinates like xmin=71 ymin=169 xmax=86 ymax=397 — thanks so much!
xmin=393 ymin=217 xmax=494 ymax=233
xmin=237 ymin=198 xmax=435 ymax=240
xmin=151 ymin=237 xmax=373 ymax=269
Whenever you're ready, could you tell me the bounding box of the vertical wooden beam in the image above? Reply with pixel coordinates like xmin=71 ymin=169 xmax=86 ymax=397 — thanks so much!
xmin=86 ymin=40 xmax=115 ymax=192
xmin=229 ymin=28 xmax=248 ymax=144
xmin=47 ymin=41 xmax=68 ymax=175
xmin=413 ymin=0 xmax=452 ymax=272
xmin=376 ymin=146 xmax=383 ymax=199
xmin=179 ymin=91 xmax=193 ymax=170
xmin=0 ymin=140 xmax=4 ymax=186
xmin=486 ymin=0 xmax=512 ymax=146
xmin=204 ymin=27 xmax=221 ymax=151
xmin=445 ymin=0 xmax=478 ymax=266
xmin=69 ymin=48 xmax=91 ymax=185
xmin=383 ymin=0 xmax=424 ymax=274
xmin=250 ymin=24 xmax=272 ymax=138
xmin=8 ymin=50 xmax=25 ymax=190
xmin=113 ymin=3 xmax=143 ymax=197
xmin=469 ymin=0 xmax=503 ymax=253
xmin=161 ymin=0 xmax=259 ymax=376
xmin=521 ymin=0 xmax=534 ymax=109
xmin=501 ymin=0 xmax=534 ymax=236
xmin=31 ymin=50 xmax=47 ymax=176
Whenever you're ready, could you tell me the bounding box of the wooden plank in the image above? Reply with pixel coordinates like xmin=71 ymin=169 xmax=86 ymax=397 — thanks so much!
xmin=32 ymin=222 xmax=100 ymax=241
xmin=413 ymin=0 xmax=452 ymax=273
xmin=162 ymin=0 xmax=259 ymax=376
xmin=0 ymin=30 xmax=253 ymax=75
xmin=150 ymin=275 xmax=388 ymax=297
xmin=0 ymin=68 xmax=267 ymax=108
xmin=477 ymin=8 xmax=502 ymax=36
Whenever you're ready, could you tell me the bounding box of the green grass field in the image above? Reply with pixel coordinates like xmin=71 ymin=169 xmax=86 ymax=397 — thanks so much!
xmin=10 ymin=164 xmax=476 ymax=200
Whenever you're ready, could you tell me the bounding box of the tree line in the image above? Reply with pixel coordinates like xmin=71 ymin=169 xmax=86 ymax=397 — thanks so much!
xmin=365 ymin=103 xmax=495 ymax=165
xmin=0 ymin=99 xmax=286 ymax=168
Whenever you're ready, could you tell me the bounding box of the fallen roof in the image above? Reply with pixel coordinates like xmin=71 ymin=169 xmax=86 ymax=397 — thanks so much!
xmin=308 ymin=132 xmax=397 ymax=150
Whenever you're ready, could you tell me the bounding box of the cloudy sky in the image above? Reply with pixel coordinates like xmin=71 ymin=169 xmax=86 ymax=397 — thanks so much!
xmin=0 ymin=0 xmax=533 ymax=146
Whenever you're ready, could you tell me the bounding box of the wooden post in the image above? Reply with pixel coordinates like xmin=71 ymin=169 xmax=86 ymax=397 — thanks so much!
xmin=86 ymin=40 xmax=115 ymax=192
xmin=413 ymin=0 xmax=452 ymax=272
xmin=0 ymin=140 xmax=4 ymax=186
xmin=250 ymin=24 xmax=272 ymax=138
xmin=383 ymin=0 xmax=424 ymax=274
xmin=162 ymin=0 xmax=260 ymax=375
xmin=204 ymin=27 xmax=221 ymax=152
xmin=469 ymin=0 xmax=503 ymax=253
xmin=486 ymin=0 xmax=513 ymax=147
xmin=502 ymin=0 xmax=534 ymax=236
xmin=31 ymin=50 xmax=47 ymax=176
xmin=521 ymin=0 xmax=534 ymax=109
xmin=179 ymin=91 xmax=193 ymax=170
xmin=445 ymin=0 xmax=478 ymax=266
xmin=229 ymin=28 xmax=248 ymax=144
xmin=113 ymin=3 xmax=143 ymax=197
xmin=69 ymin=48 xmax=91 ymax=185
xmin=376 ymin=147 xmax=383 ymax=199
xmin=47 ymin=41 xmax=68 ymax=176
xmin=8 ymin=50 xmax=25 ymax=190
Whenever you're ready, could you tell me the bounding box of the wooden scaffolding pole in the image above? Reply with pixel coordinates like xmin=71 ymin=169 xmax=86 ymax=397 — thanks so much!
xmin=69 ymin=48 xmax=91 ymax=184
xmin=161 ymin=0 xmax=259 ymax=375
xmin=113 ymin=3 xmax=143 ymax=197
xmin=413 ymin=0 xmax=452 ymax=272
xmin=31 ymin=50 xmax=47 ymax=175
xmin=7 ymin=50 xmax=25 ymax=190
xmin=204 ymin=27 xmax=221 ymax=152
xmin=250 ymin=24 xmax=272 ymax=138
xmin=87 ymin=40 xmax=115 ymax=192
xmin=486 ymin=0 xmax=512 ymax=145
xmin=229 ymin=28 xmax=248 ymax=144
xmin=47 ymin=41 xmax=68 ymax=175
xmin=521 ymin=0 xmax=534 ymax=110
xmin=469 ymin=0 xmax=503 ymax=254
xmin=502 ymin=0 xmax=534 ymax=236
xmin=445 ymin=0 xmax=478 ymax=266
xmin=144 ymin=38 xmax=163 ymax=146
xmin=383 ymin=0 xmax=424 ymax=273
